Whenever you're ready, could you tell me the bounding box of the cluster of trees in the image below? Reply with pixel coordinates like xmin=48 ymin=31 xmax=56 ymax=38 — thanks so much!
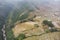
xmin=42 ymin=20 xmax=54 ymax=27
xmin=42 ymin=20 xmax=57 ymax=32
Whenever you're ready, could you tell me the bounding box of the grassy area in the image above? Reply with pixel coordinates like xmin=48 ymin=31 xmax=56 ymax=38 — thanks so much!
xmin=23 ymin=32 xmax=60 ymax=40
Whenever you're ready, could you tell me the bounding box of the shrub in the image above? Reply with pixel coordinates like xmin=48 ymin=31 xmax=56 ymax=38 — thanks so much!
xmin=34 ymin=24 xmax=39 ymax=28
xmin=45 ymin=29 xmax=50 ymax=33
xmin=49 ymin=28 xmax=57 ymax=32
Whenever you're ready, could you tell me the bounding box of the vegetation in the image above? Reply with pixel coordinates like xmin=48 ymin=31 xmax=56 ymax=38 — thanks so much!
xmin=42 ymin=20 xmax=54 ymax=27
xmin=5 ymin=2 xmax=34 ymax=40
xmin=42 ymin=20 xmax=58 ymax=32
xmin=0 ymin=1 xmax=60 ymax=40
xmin=34 ymin=24 xmax=39 ymax=28
xmin=23 ymin=32 xmax=60 ymax=40
xmin=45 ymin=29 xmax=50 ymax=33
xmin=16 ymin=34 xmax=26 ymax=40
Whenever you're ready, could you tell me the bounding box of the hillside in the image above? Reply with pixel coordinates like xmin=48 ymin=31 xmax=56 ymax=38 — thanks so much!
xmin=0 ymin=0 xmax=60 ymax=40
xmin=12 ymin=16 xmax=60 ymax=40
